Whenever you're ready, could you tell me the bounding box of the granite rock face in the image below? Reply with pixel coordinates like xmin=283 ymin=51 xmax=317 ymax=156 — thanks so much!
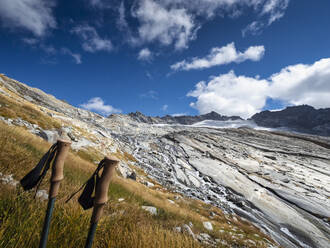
xmin=251 ymin=105 xmax=330 ymax=136
xmin=1 ymin=74 xmax=330 ymax=248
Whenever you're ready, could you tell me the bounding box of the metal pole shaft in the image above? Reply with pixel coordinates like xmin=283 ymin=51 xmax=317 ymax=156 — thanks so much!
xmin=84 ymin=221 xmax=98 ymax=248
xmin=38 ymin=139 xmax=71 ymax=248
xmin=39 ymin=197 xmax=56 ymax=248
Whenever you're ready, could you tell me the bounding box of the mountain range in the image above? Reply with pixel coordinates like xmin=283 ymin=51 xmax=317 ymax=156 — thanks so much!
xmin=112 ymin=106 xmax=330 ymax=137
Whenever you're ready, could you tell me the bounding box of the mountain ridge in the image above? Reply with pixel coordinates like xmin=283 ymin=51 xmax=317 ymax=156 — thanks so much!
xmin=251 ymin=105 xmax=330 ymax=136
xmin=110 ymin=105 xmax=330 ymax=136
xmin=109 ymin=111 xmax=242 ymax=125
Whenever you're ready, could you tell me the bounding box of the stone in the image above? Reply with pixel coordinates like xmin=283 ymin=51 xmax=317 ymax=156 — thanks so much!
xmin=141 ymin=206 xmax=157 ymax=215
xmin=0 ymin=174 xmax=18 ymax=187
xmin=36 ymin=190 xmax=49 ymax=201
xmin=203 ymin=221 xmax=213 ymax=231
xmin=127 ymin=171 xmax=137 ymax=180
xmin=144 ymin=181 xmax=155 ymax=187
xmin=182 ymin=224 xmax=195 ymax=239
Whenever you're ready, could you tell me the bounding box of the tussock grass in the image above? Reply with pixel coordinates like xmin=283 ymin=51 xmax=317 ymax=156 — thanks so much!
xmin=0 ymin=121 xmax=274 ymax=247
xmin=0 ymin=91 xmax=60 ymax=130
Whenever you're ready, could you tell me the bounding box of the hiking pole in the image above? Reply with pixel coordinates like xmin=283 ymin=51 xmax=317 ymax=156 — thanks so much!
xmin=39 ymin=139 xmax=71 ymax=248
xmin=84 ymin=156 xmax=118 ymax=248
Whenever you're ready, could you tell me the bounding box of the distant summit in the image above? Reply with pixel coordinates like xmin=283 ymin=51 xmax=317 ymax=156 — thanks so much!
xmin=251 ymin=105 xmax=330 ymax=136
xmin=113 ymin=111 xmax=243 ymax=125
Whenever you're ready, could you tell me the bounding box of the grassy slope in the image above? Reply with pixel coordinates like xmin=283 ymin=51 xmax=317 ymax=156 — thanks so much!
xmin=0 ymin=123 xmax=203 ymax=248
xmin=0 ymin=77 xmax=275 ymax=247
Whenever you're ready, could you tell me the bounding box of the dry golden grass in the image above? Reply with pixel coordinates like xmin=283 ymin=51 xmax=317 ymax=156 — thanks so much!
xmin=0 ymin=89 xmax=61 ymax=130
xmin=0 ymin=123 xmax=202 ymax=247
xmin=0 ymin=121 xmax=275 ymax=248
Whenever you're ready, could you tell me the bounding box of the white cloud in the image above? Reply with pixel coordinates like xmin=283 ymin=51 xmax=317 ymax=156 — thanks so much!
xmin=268 ymin=58 xmax=330 ymax=108
xmin=261 ymin=0 xmax=289 ymax=25
xmin=0 ymin=0 xmax=56 ymax=36
xmin=71 ymin=25 xmax=113 ymax=53
xmin=188 ymin=71 xmax=269 ymax=118
xmin=80 ymin=97 xmax=121 ymax=115
xmin=243 ymin=0 xmax=290 ymax=36
xmin=138 ymin=48 xmax=153 ymax=61
xmin=61 ymin=48 xmax=82 ymax=64
xmin=188 ymin=58 xmax=330 ymax=118
xmin=171 ymin=42 xmax=265 ymax=71
xmin=132 ymin=0 xmax=197 ymax=50
xmin=140 ymin=90 xmax=158 ymax=99
xmin=127 ymin=0 xmax=289 ymax=48
xmin=162 ymin=104 xmax=168 ymax=111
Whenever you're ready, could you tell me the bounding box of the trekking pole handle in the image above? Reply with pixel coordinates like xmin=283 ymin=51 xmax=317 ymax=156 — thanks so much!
xmin=91 ymin=156 xmax=118 ymax=223
xmin=49 ymin=139 xmax=71 ymax=198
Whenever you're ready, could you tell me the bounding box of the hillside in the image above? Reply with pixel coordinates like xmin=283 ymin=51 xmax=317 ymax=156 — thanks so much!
xmin=0 ymin=73 xmax=330 ymax=248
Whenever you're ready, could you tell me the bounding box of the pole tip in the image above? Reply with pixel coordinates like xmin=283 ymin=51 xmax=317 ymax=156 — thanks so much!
xmin=57 ymin=138 xmax=72 ymax=144
xmin=104 ymin=155 xmax=120 ymax=163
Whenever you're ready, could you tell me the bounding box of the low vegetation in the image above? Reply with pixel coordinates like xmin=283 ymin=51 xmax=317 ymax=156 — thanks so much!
xmin=0 ymin=85 xmax=61 ymax=130
xmin=0 ymin=120 xmax=274 ymax=247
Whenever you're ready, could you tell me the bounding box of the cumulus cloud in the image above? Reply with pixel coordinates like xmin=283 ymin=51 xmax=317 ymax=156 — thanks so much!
xmin=71 ymin=25 xmax=113 ymax=53
xmin=138 ymin=48 xmax=153 ymax=61
xmin=188 ymin=71 xmax=269 ymax=118
xmin=268 ymin=58 xmax=330 ymax=108
xmin=0 ymin=0 xmax=56 ymax=36
xmin=61 ymin=48 xmax=82 ymax=64
xmin=80 ymin=97 xmax=121 ymax=115
xmin=171 ymin=42 xmax=265 ymax=71
xmin=188 ymin=58 xmax=330 ymax=118
xmin=132 ymin=0 xmax=197 ymax=50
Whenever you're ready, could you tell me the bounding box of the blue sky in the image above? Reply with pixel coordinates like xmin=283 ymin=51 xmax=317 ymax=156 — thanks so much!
xmin=1 ymin=0 xmax=330 ymax=118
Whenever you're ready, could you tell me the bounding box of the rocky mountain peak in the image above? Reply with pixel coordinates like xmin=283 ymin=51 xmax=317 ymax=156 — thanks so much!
xmin=251 ymin=104 xmax=330 ymax=136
